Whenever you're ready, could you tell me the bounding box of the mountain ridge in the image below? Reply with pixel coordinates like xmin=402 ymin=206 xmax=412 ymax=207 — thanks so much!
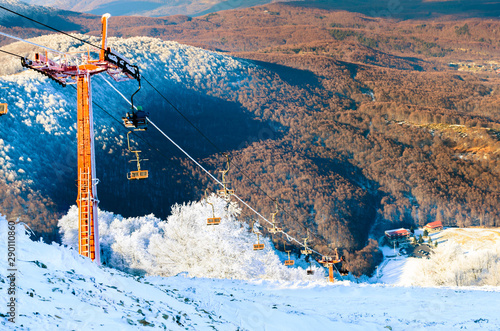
xmin=14 ymin=0 xmax=295 ymax=17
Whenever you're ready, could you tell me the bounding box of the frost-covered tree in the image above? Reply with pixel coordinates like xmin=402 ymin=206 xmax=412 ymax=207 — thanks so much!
xmin=59 ymin=195 xmax=325 ymax=281
xmin=400 ymin=242 xmax=500 ymax=286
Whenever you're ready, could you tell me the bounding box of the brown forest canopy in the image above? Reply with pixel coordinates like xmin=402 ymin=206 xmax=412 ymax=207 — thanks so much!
xmin=1 ymin=2 xmax=500 ymax=276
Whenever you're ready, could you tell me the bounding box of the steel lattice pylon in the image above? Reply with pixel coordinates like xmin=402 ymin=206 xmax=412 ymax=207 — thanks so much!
xmin=76 ymin=74 xmax=99 ymax=261
xmin=21 ymin=14 xmax=140 ymax=263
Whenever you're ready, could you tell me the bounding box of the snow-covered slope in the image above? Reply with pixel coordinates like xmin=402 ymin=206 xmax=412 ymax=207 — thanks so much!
xmin=2 ymin=215 xmax=500 ymax=330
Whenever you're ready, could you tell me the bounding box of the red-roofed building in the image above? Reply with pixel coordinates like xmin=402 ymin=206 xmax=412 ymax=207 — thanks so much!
xmin=424 ymin=220 xmax=443 ymax=232
xmin=385 ymin=228 xmax=410 ymax=245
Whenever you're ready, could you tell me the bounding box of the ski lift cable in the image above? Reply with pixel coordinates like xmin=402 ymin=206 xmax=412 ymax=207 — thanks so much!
xmin=148 ymin=118 xmax=326 ymax=257
xmin=0 ymin=48 xmax=23 ymax=58
xmin=0 ymin=10 xmax=344 ymax=270
xmin=2 ymin=48 xmax=345 ymax=279
xmin=0 ymin=4 xmax=335 ymax=254
xmin=0 ymin=31 xmax=67 ymax=55
xmin=101 ymin=76 xmax=137 ymax=110
xmin=99 ymin=76 xmax=323 ymax=255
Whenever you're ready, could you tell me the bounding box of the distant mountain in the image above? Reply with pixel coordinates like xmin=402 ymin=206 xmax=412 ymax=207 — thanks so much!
xmin=10 ymin=0 xmax=500 ymax=19
xmin=0 ymin=0 xmax=83 ymax=32
xmin=16 ymin=0 xmax=296 ymax=17
xmin=288 ymin=0 xmax=500 ymax=19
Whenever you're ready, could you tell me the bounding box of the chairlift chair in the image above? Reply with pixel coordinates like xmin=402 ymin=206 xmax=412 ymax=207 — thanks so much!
xmin=339 ymin=255 xmax=349 ymax=276
xmin=268 ymin=202 xmax=282 ymax=234
xmin=252 ymin=222 xmax=265 ymax=250
xmin=122 ymin=78 xmax=148 ymax=130
xmin=217 ymin=153 xmax=235 ymax=199
xmin=127 ymin=168 xmax=148 ymax=180
xmin=205 ymin=189 xmax=221 ymax=225
xmin=339 ymin=265 xmax=349 ymax=276
xmin=253 ymin=241 xmax=265 ymax=251
xmin=207 ymin=217 xmax=221 ymax=225
xmin=123 ymin=107 xmax=148 ymax=131
xmin=126 ymin=131 xmax=148 ymax=180
xmin=284 ymin=244 xmax=294 ymax=266
xmin=0 ymin=103 xmax=7 ymax=116
xmin=253 ymin=232 xmax=265 ymax=250
xmin=307 ymin=261 xmax=314 ymax=275
xmin=301 ymin=233 xmax=312 ymax=255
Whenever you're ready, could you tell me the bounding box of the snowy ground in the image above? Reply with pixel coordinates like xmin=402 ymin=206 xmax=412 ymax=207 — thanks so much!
xmin=433 ymin=227 xmax=500 ymax=250
xmin=2 ymin=220 xmax=500 ymax=330
xmin=375 ymin=228 xmax=500 ymax=286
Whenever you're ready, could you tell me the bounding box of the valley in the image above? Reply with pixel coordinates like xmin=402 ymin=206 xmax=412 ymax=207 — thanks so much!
xmin=1 ymin=0 xmax=500 ymax=277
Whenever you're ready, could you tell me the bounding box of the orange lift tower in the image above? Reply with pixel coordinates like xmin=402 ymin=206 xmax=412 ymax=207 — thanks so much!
xmin=21 ymin=14 xmax=140 ymax=263
xmin=318 ymin=249 xmax=343 ymax=283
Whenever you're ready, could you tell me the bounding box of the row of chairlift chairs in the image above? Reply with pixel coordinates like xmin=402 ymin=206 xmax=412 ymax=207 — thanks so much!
xmin=122 ymin=85 xmax=149 ymax=181
xmin=5 ymin=94 xmax=348 ymax=278
xmin=203 ymin=158 xmax=346 ymax=276
xmin=120 ymin=98 xmax=347 ymax=278
xmin=3 ymin=89 xmax=347 ymax=277
xmin=209 ymin=159 xmax=349 ymax=278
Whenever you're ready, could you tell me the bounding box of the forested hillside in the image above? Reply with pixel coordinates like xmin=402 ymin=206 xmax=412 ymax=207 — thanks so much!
xmin=1 ymin=1 xmax=499 ymax=276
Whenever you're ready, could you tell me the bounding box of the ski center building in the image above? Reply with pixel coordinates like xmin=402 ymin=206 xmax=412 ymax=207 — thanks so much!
xmin=424 ymin=220 xmax=443 ymax=233
xmin=385 ymin=228 xmax=411 ymax=245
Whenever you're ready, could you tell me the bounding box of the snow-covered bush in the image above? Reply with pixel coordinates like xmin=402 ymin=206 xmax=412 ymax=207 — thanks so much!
xmin=400 ymin=242 xmax=500 ymax=286
xmin=59 ymin=195 xmax=324 ymax=281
